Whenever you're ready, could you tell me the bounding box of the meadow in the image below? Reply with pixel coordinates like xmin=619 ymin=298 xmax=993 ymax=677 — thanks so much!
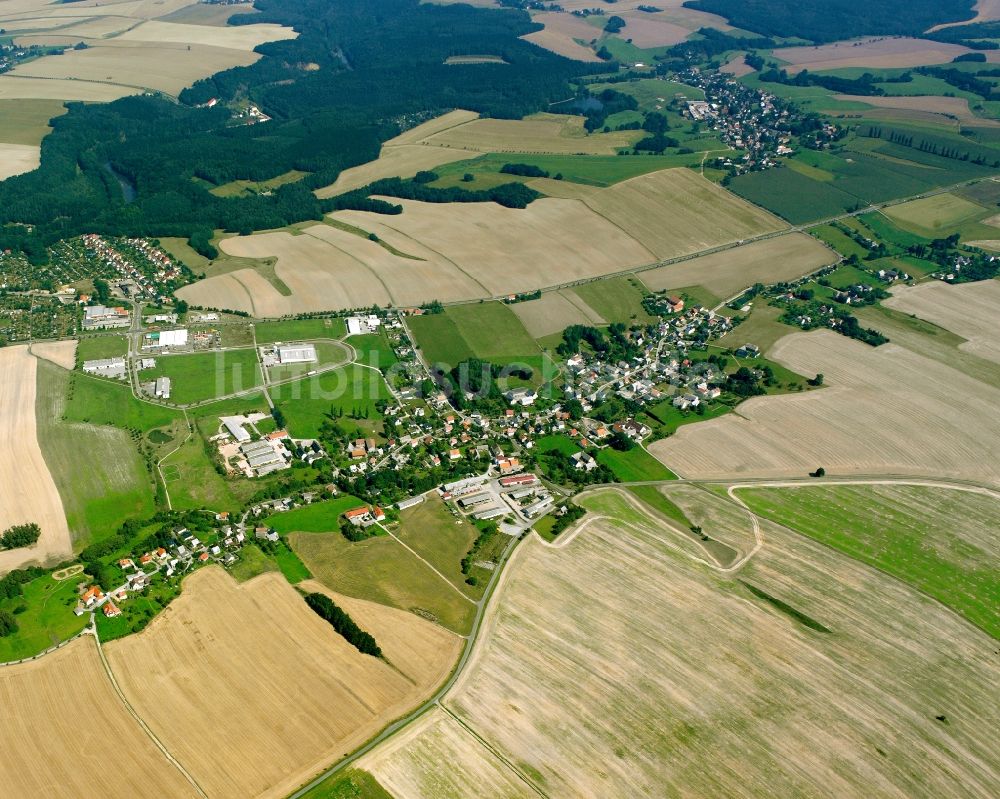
xmin=253 ymin=317 xmax=347 ymax=344
xmin=290 ymin=527 xmax=477 ymax=635
xmin=737 ymin=483 xmax=1000 ymax=638
xmin=271 ymin=364 xmax=391 ymax=439
xmin=0 ymin=571 xmax=87 ymax=662
xmin=147 ymin=348 xmax=262 ymax=405
xmin=596 ymin=445 xmax=677 ymax=482
xmin=884 ymin=192 xmax=991 ymax=236
xmin=570 ymin=276 xmax=658 ymax=325
xmin=266 ymin=495 xmax=368 ymax=533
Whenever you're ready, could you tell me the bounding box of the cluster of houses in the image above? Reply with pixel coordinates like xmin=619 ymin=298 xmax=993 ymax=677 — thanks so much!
xmin=81 ymin=234 xmax=183 ymax=302
xmin=682 ymin=68 xmax=838 ymax=175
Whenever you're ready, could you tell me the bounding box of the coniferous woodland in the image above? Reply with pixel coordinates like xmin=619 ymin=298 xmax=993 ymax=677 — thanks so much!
xmin=0 ymin=0 xmax=598 ymax=261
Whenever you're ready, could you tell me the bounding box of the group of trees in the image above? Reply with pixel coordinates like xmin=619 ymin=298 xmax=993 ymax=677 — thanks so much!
xmin=304 ymin=592 xmax=382 ymax=657
xmin=557 ymin=322 xmax=642 ymax=363
xmin=681 ymin=0 xmax=975 ymax=43
xmin=0 ymin=523 xmax=41 ymax=550
xmin=0 ymin=0 xmax=598 ymax=259
xmin=461 ymin=521 xmax=499 ymax=584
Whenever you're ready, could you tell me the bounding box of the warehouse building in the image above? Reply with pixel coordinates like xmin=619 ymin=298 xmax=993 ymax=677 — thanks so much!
xmin=154 ymin=377 xmax=171 ymax=399
xmin=277 ymin=343 xmax=317 ymax=364
xmin=82 ymin=357 xmax=126 ymax=380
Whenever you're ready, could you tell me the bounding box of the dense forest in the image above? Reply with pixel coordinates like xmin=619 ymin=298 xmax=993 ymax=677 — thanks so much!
xmin=0 ymin=0 xmax=597 ymax=260
xmin=682 ymin=0 xmax=975 ymax=43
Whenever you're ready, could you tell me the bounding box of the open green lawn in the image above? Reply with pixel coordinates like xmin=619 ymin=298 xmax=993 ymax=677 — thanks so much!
xmin=884 ymin=192 xmax=991 ymax=237
xmin=570 ymin=276 xmax=657 ymax=326
xmin=229 ymin=543 xmax=278 ymax=582
xmin=298 ymin=770 xmax=392 ymax=799
xmin=350 ymin=331 xmax=399 ymax=370
xmin=410 ymin=302 xmax=543 ymax=371
xmin=159 ymin=418 xmax=243 ymax=512
xmin=65 ymin=373 xmax=181 ymax=431
xmin=271 ymin=364 xmax=390 ymax=439
xmin=626 ymin=485 xmax=693 ymax=528
xmin=147 ymin=349 xmax=262 ymax=405
xmin=75 ymin=334 xmax=128 ymax=363
xmin=809 ymin=224 xmax=870 ymax=260
xmin=0 ymin=574 xmax=88 ymax=662
xmin=641 ymin=400 xmax=732 ymax=437
xmin=253 ymin=317 xmax=346 ymax=344
xmin=596 ymin=446 xmax=677 ymax=482
xmin=534 ymin=433 xmax=582 ymax=455
xmin=0 ymin=98 xmax=66 ymax=146
xmin=291 ymin=528 xmax=476 ymax=635
xmin=396 ymin=496 xmax=483 ymax=599
xmin=431 ymin=151 xmax=705 ymax=188
xmin=737 ymin=484 xmax=1000 ymax=639
xmin=266 ymin=495 xmax=367 ymax=533
xmin=589 ymin=78 xmax=705 ymax=108
xmin=722 ymin=303 xmax=796 ymax=356
xmin=36 ymin=362 xmax=157 ymax=547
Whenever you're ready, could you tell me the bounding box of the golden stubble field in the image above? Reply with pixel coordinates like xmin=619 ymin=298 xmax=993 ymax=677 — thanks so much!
xmin=639 ymin=232 xmax=834 ymax=300
xmin=0 ymin=345 xmax=72 ymax=574
xmin=510 ymin=289 xmax=606 ymax=337
xmin=104 ymin=567 xmax=460 ymax=799
xmin=773 ymin=37 xmax=986 ymax=72
xmin=184 ymin=168 xmax=786 ymax=315
xmin=650 ymin=329 xmax=1000 ymax=485
xmin=0 ymin=636 xmax=199 ymax=797
xmin=359 ymin=487 xmax=1000 ymax=797
xmin=0 ymin=0 xmax=296 ymax=97
xmin=832 ymin=94 xmax=1000 ymax=127
xmin=883 ymin=280 xmax=1000 ymax=364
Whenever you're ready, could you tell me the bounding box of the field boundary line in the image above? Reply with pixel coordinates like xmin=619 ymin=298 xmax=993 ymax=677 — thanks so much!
xmin=91 ymin=631 xmax=209 ymax=799
xmin=377 ymin=522 xmax=477 ymax=605
xmin=438 ymin=704 xmax=550 ymax=798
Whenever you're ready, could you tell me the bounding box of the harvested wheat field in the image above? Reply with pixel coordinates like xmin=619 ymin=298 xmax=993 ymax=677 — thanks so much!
xmin=929 ymin=0 xmax=1000 ymax=30
xmin=0 ymin=637 xmax=198 ymax=796
xmin=774 ymin=37 xmax=974 ymax=73
xmin=338 ymin=196 xmax=655 ymax=295
xmin=0 ymin=142 xmax=39 ymax=179
xmin=720 ymin=53 xmax=755 ymax=77
xmin=883 ymin=280 xmax=1000 ymax=364
xmin=415 ymin=112 xmax=640 ymax=154
xmin=105 ymin=568 xmax=460 ymax=799
xmin=581 ymin=168 xmax=786 ymax=259
xmin=0 ymin=346 xmax=71 ymax=574
xmin=31 ymin=339 xmax=77 ymax=370
xmin=0 ymin=75 xmax=137 ymax=101
xmin=833 ymin=94 xmax=1000 ymax=126
xmin=385 ymin=109 xmax=480 ymax=146
xmin=510 ymin=290 xmax=606 ymax=338
xmin=386 ymin=487 xmax=1000 ymax=798
xmin=650 ymin=329 xmax=1000 ymax=485
xmin=115 ymin=19 xmax=296 ymax=49
xmin=522 ymin=12 xmax=601 ymax=62
xmin=639 ymin=233 xmax=833 ymax=300
xmin=359 ymin=707 xmax=536 ymax=799
xmin=618 ymin=13 xmax=690 ymax=47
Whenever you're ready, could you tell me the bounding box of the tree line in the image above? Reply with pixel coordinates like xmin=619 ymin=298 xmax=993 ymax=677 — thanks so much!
xmin=304 ymin=592 xmax=382 ymax=657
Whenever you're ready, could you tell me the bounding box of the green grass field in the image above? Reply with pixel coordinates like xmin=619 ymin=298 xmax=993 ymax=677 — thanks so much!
xmin=230 ymin=543 xmax=278 ymax=582
xmin=266 ymin=495 xmax=367 ymax=533
xmin=596 ymin=446 xmax=677 ymax=482
xmin=253 ymin=317 xmax=347 ymax=344
xmin=147 ymin=349 xmax=262 ymax=405
xmin=723 ymin=303 xmax=796 ymax=356
xmin=271 ymin=364 xmax=390 ymax=439
xmin=884 ymin=192 xmax=990 ymax=236
xmin=588 ymin=78 xmax=705 ymax=108
xmin=625 ymin=485 xmax=693 ymax=528
xmin=291 ymin=528 xmax=477 ymax=634
xmin=396 ymin=496 xmax=485 ymax=599
xmin=430 ymin=151 xmax=705 ymax=188
xmin=410 ymin=302 xmax=544 ymax=371
xmin=737 ymin=485 xmax=1000 ymax=638
xmin=809 ymin=224 xmax=870 ymax=260
xmin=0 ymin=574 xmax=88 ymax=661
xmin=298 ymin=769 xmax=392 ymax=799
xmin=0 ymin=98 xmax=66 ymax=146
xmin=570 ymin=277 xmax=657 ymax=326
xmin=535 ymin=434 xmax=582 ymax=455
xmin=728 ymin=167 xmax=859 ymax=224
xmin=350 ymin=331 xmax=399 ymax=370
xmin=75 ymin=335 xmax=128 ymax=363
xmin=35 ymin=362 xmax=157 ymax=547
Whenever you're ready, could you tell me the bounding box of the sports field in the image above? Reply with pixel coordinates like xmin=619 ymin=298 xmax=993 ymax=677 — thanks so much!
xmin=736 ymin=483 xmax=1000 ymax=638
xmin=639 ymin=233 xmax=836 ymax=303
xmin=883 ymin=280 xmax=1000 ymax=364
xmin=0 ymin=638 xmax=198 ymax=796
xmin=146 ymin=348 xmax=262 ymax=405
xmin=365 ymin=487 xmax=1000 ymax=797
xmin=105 ymin=567 xmax=460 ymax=799
xmin=0 ymin=346 xmax=71 ymax=573
xmin=650 ymin=330 xmax=1000 ymax=486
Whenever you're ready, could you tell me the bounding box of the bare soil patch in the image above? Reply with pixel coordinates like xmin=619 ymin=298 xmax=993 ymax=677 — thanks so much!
xmin=105 ymin=567 xmax=459 ymax=799
xmin=0 ymin=637 xmax=198 ymax=796
xmin=650 ymin=329 xmax=1000 ymax=485
xmin=0 ymin=345 xmax=72 ymax=574
xmin=774 ymin=37 xmax=973 ymax=72
xmin=31 ymin=339 xmax=77 ymax=370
